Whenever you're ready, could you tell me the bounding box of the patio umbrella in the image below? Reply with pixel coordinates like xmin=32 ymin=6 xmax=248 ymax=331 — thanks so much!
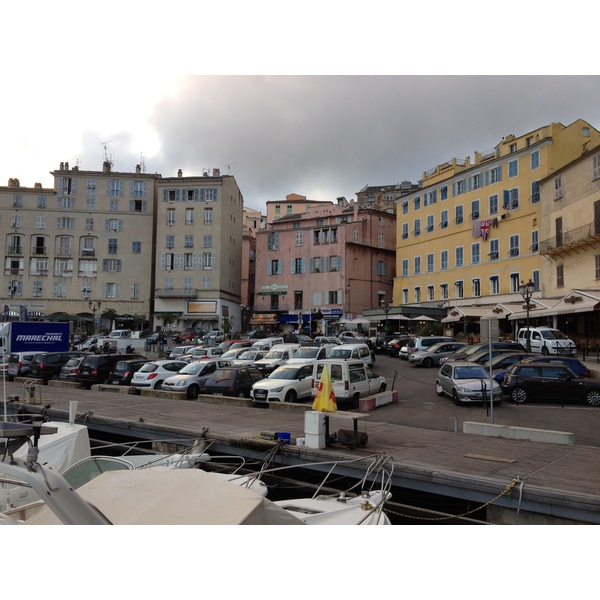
xmin=389 ymin=314 xmax=411 ymax=321
xmin=347 ymin=317 xmax=370 ymax=325
xmin=312 ymin=363 xmax=337 ymax=412
xmin=411 ymin=315 xmax=438 ymax=321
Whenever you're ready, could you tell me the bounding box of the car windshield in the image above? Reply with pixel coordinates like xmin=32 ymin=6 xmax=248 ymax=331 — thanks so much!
xmin=138 ymin=363 xmax=159 ymax=373
xmin=454 ymin=366 xmax=487 ymax=379
xmin=221 ymin=350 xmax=240 ymax=359
xmin=179 ymin=362 xmax=203 ymax=374
xmin=541 ymin=329 xmax=568 ymax=340
xmin=462 ymin=345 xmax=484 ymax=356
xmin=265 ymin=351 xmax=283 ymax=359
xmin=212 ymin=370 xmax=236 ymax=384
xmin=292 ymin=348 xmax=318 ymax=358
xmin=269 ymin=367 xmax=298 ymax=380
xmin=329 ymin=349 xmax=351 ymax=359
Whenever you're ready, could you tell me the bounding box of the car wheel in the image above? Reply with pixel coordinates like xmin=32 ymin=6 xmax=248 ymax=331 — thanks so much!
xmin=187 ymin=385 xmax=199 ymax=400
xmin=285 ymin=390 xmax=297 ymax=403
xmin=154 ymin=380 xmax=164 ymax=390
xmin=511 ymin=387 xmax=528 ymax=404
xmin=542 ymin=346 xmax=549 ymax=356
xmin=584 ymin=389 xmax=600 ymax=406
xmin=435 ymin=382 xmax=445 ymax=397
xmin=452 ymin=390 xmax=461 ymax=405
xmin=238 ymin=391 xmax=247 ymax=398
xmin=423 ymin=357 xmax=433 ymax=368
xmin=379 ymin=383 xmax=387 ymax=393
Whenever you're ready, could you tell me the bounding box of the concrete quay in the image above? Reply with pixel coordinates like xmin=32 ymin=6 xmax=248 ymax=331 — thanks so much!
xmin=4 ymin=377 xmax=600 ymax=525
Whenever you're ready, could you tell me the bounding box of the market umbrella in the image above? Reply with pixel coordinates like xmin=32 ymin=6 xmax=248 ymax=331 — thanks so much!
xmin=411 ymin=315 xmax=438 ymax=321
xmin=312 ymin=363 xmax=337 ymax=412
xmin=389 ymin=314 xmax=411 ymax=321
xmin=347 ymin=317 xmax=370 ymax=325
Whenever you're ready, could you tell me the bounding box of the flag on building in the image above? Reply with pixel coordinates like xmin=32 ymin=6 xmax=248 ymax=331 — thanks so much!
xmin=472 ymin=220 xmax=481 ymax=238
xmin=312 ymin=363 xmax=337 ymax=412
xmin=481 ymin=220 xmax=490 ymax=241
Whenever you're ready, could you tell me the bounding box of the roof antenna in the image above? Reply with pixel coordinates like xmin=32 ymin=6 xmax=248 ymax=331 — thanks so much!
xmin=225 ymin=162 xmax=236 ymax=175
xmin=101 ymin=141 xmax=113 ymax=169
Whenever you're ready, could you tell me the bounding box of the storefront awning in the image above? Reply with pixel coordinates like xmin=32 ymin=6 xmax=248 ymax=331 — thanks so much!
xmin=511 ymin=291 xmax=600 ymax=320
xmin=479 ymin=302 xmax=524 ymax=319
xmin=250 ymin=313 xmax=278 ymax=325
xmin=441 ymin=307 xmax=492 ymax=323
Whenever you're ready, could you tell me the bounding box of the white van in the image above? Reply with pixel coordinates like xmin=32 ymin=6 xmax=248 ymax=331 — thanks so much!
xmin=311 ymin=359 xmax=387 ymax=407
xmin=252 ymin=336 xmax=284 ymax=351
xmin=253 ymin=343 xmax=300 ymax=373
xmin=517 ymin=327 xmax=576 ymax=356
xmin=326 ymin=343 xmax=373 ymax=366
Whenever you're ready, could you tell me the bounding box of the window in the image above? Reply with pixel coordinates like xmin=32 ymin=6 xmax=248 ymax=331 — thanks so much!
xmin=32 ymin=280 xmax=43 ymax=297
xmin=440 ymin=283 xmax=448 ymax=300
xmin=510 ymin=273 xmax=520 ymax=293
xmin=312 ymin=257 xmax=323 ymax=273
xmin=472 ymin=278 xmax=480 ymax=297
xmin=204 ymin=208 xmax=213 ymax=224
xmin=183 ymin=253 xmax=194 ymax=270
xmin=107 ymin=180 xmax=124 ymax=197
xmin=557 ymin=264 xmax=564 ymax=287
xmin=105 ymin=283 xmax=118 ymax=299
xmin=353 ymin=227 xmax=359 ymax=243
xmin=426 ymin=214 xmax=434 ymax=233
xmin=58 ymin=196 xmax=75 ymax=210
xmin=85 ymin=218 xmax=94 ymax=231
xmin=530 ymin=150 xmax=540 ymax=170
xmin=490 ymin=276 xmax=500 ymax=295
xmin=453 ymin=180 xmax=466 ymax=196
xmin=441 ymin=250 xmax=448 ymax=270
xmin=378 ymin=230 xmax=384 ymax=247
xmin=402 ymin=259 xmax=409 ymax=277
xmin=509 ymin=235 xmax=520 ymax=256
xmin=489 ymin=194 xmax=498 ymax=215
xmin=440 ymin=209 xmax=448 ymax=229
xmin=105 ymin=219 xmax=121 ymax=232
xmin=414 ymin=256 xmax=421 ymax=275
xmin=413 ymin=219 xmax=421 ymax=236
xmin=166 ymin=235 xmax=175 ymax=249
xmin=268 ymin=259 xmax=282 ymax=275
xmin=329 ymin=255 xmax=341 ymax=272
xmin=531 ymin=180 xmax=540 ymax=203
xmin=110 ymin=198 xmax=119 ymax=211
xmin=56 ymin=217 xmax=75 ymax=230
xmin=102 ymin=259 xmax=121 ymax=272
xmin=131 ymin=181 xmax=147 ymax=198
xmin=533 ymin=270 xmax=540 ymax=291
xmin=202 ymin=253 xmax=216 ymax=270
xmin=402 ymin=289 xmax=408 ymax=304
xmin=53 ymin=281 xmax=67 ymax=298
xmin=275 ymin=204 xmax=281 ymax=214
xmin=593 ymin=154 xmax=600 ymax=180
xmin=554 ymin=176 xmax=563 ymax=200
xmin=596 ymin=255 xmax=600 ymax=280
xmin=59 ymin=177 xmax=76 ymax=195
xmin=203 ymin=234 xmax=213 ymax=248
xmin=531 ymin=230 xmax=539 ymax=252
xmin=489 ymin=238 xmax=499 ymax=260
xmin=427 ymin=285 xmax=435 ymax=301
xmin=471 ymin=242 xmax=480 ymax=264
xmin=414 ymin=196 xmax=421 ymax=210
xmin=556 ymin=217 xmax=563 ymax=247
xmin=455 ymin=246 xmax=464 ymax=267
xmin=132 ymin=241 xmax=141 ymax=253
xmin=470 ymin=200 xmax=480 ymax=220
xmin=455 ymin=281 xmax=463 ymax=299
xmin=455 ymin=205 xmax=464 ymax=225
xmin=291 ymin=258 xmax=306 ymax=274
xmin=287 ymin=204 xmax=293 ymax=214
xmin=294 ymin=291 xmax=303 ymax=310
xmin=36 ymin=216 xmax=46 ymax=230
xmin=486 ymin=166 xmax=502 ymax=185
xmin=509 ymin=143 xmax=517 ymax=153
xmin=108 ymin=238 xmax=117 ymax=254
xmin=508 ymin=159 xmax=519 ymax=178
xmin=267 ymin=232 xmax=279 ymax=250
xmin=402 ymin=223 xmax=409 ymax=240
xmin=295 ymin=230 xmax=304 ymax=246
xmin=424 ymin=190 xmax=437 ymax=206
xmin=469 ymin=173 xmax=482 ymax=190
xmin=414 ymin=287 xmax=421 ymax=303
xmin=184 ymin=235 xmax=194 ymax=248
xmin=185 ymin=208 xmax=194 ymax=224
xmin=54 ymin=258 xmax=73 ymax=276
xmin=427 ymin=253 xmax=434 ymax=272
xmin=440 ymin=185 xmax=448 ymax=200
xmin=328 ymin=290 xmax=340 ymax=304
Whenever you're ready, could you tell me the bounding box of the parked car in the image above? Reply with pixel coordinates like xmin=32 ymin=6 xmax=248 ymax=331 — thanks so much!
xmin=59 ymin=356 xmax=89 ymax=382
xmin=76 ymin=336 xmax=99 ymax=351
xmin=162 ymin=359 xmax=233 ymax=399
xmin=78 ymin=353 xmax=146 ymax=388
xmin=385 ymin=336 xmax=412 ymax=357
xmin=439 ymin=341 xmax=524 ymax=365
xmin=105 ymin=359 xmax=152 ymax=386
xmin=167 ymin=345 xmax=195 ymax=359
xmin=501 ymin=362 xmax=600 ymax=406
xmin=338 ymin=331 xmax=367 ymax=341
xmin=517 ymin=327 xmax=576 ymax=356
xmin=465 ymin=348 xmax=524 ymax=365
xmin=408 ymin=342 xmax=468 ymax=368
xmin=172 ymin=328 xmax=207 ymax=345
xmin=327 ymin=343 xmax=374 ymax=366
xmin=224 ymin=340 xmax=254 ymax=351
xmin=252 ymin=337 xmax=284 ymax=351
xmin=374 ymin=334 xmax=396 ymax=354
xmin=204 ymin=330 xmax=225 ymax=343
xmin=285 ymin=345 xmax=335 ymax=366
xmin=220 ymin=347 xmax=258 ymax=361
xmin=29 ymin=351 xmax=90 ymax=384
xmin=251 ymin=363 xmax=315 ymax=404
xmin=253 ymin=344 xmax=300 ymax=374
xmin=516 ymin=356 xmax=592 ymax=378
xmin=201 ymin=365 xmax=265 ymax=398
xmin=146 ymin=332 xmax=167 ymax=344
xmin=180 ymin=346 xmax=224 ymax=362
xmin=487 ymin=352 xmax=537 ymax=383
xmin=131 ymin=359 xmax=188 ymax=392
xmin=311 ymin=359 xmax=386 ymax=408
xmin=313 ymin=336 xmax=342 ymax=346
xmin=399 ymin=336 xmax=455 ymax=360
xmin=435 ymin=360 xmax=502 ymax=405
xmin=7 ymin=351 xmax=37 ymax=381
xmin=231 ymin=349 xmax=268 ymax=366
xmin=241 ymin=330 xmax=267 ymax=340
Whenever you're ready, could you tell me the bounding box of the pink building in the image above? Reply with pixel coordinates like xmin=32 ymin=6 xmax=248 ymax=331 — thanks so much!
xmin=252 ymin=196 xmax=396 ymax=335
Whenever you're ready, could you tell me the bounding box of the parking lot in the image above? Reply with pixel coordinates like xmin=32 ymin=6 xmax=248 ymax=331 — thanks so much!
xmin=370 ymin=350 xmax=600 ymax=448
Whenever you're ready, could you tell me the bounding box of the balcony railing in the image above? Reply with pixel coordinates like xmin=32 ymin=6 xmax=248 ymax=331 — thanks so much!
xmin=540 ymin=221 xmax=600 ymax=254
xmin=6 ymin=245 xmax=22 ymax=255
xmin=32 ymin=247 xmax=47 ymax=256
xmin=155 ymin=287 xmax=198 ymax=298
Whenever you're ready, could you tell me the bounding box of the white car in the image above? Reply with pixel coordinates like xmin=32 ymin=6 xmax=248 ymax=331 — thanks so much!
xmin=231 ymin=349 xmax=268 ymax=366
xmin=253 ymin=345 xmax=300 ymax=374
xmin=131 ymin=359 xmax=188 ymax=392
xmin=286 ymin=345 xmax=336 ymax=366
xmin=251 ymin=363 xmax=314 ymax=403
xmin=162 ymin=359 xmax=232 ymax=399
xmin=180 ymin=346 xmax=224 ymax=362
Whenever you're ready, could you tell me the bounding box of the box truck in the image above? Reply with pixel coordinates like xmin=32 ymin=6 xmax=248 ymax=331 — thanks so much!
xmin=0 ymin=321 xmax=71 ymax=354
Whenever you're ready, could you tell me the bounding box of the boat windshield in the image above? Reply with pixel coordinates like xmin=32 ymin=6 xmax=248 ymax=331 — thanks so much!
xmin=62 ymin=456 xmax=133 ymax=490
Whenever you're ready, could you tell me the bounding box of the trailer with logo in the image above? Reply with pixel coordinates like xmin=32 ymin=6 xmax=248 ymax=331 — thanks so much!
xmin=0 ymin=321 xmax=71 ymax=355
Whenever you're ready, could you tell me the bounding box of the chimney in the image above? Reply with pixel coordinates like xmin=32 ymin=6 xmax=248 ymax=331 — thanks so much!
xmin=177 ymin=169 xmax=183 ymax=178
xmin=136 ymin=164 xmax=141 ymax=175
xmin=34 ymin=183 xmax=42 ymax=189
xmin=60 ymin=162 xmax=64 ymax=170
xmin=65 ymin=162 xmax=69 ymax=171
xmin=103 ymin=161 xmax=111 ymax=173
xmin=213 ymin=168 xmax=220 ymax=177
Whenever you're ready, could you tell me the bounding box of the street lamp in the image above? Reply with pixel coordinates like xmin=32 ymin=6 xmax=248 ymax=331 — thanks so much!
xmin=519 ymin=279 xmax=535 ymax=352
xmin=89 ymin=300 xmax=101 ymax=334
xmin=380 ymin=298 xmax=392 ymax=335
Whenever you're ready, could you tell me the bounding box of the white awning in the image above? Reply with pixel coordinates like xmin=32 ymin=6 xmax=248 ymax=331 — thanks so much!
xmin=479 ymin=302 xmax=524 ymax=319
xmin=518 ymin=291 xmax=600 ymax=319
xmin=441 ymin=307 xmax=492 ymax=323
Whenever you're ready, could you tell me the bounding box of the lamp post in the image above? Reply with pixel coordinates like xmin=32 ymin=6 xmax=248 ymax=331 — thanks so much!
xmin=89 ymin=300 xmax=101 ymax=334
xmin=380 ymin=298 xmax=391 ymax=335
xmin=519 ymin=279 xmax=535 ymax=352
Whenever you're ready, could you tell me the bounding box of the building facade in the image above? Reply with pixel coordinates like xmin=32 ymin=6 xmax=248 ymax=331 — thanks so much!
xmin=253 ymin=197 xmax=395 ymax=335
xmin=393 ymin=119 xmax=600 ymax=336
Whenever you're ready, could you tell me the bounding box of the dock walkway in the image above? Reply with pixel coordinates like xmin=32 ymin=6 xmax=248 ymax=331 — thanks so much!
xmin=4 ymin=378 xmax=600 ymax=525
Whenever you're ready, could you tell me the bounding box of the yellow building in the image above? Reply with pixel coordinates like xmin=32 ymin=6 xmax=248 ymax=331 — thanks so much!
xmin=394 ymin=119 xmax=600 ymax=334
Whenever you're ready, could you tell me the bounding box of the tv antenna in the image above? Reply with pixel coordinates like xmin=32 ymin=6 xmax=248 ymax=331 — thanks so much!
xmin=140 ymin=153 xmax=146 ymax=173
xmin=225 ymin=162 xmax=236 ymax=175
xmin=101 ymin=141 xmax=113 ymax=168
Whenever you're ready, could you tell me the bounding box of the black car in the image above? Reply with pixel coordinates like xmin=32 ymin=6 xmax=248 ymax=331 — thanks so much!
xmin=201 ymin=365 xmax=265 ymax=398
xmin=78 ymin=353 xmax=146 ymax=388
xmin=439 ymin=341 xmax=525 ymax=365
xmin=375 ymin=334 xmax=396 ymax=354
xmin=29 ymin=351 xmax=90 ymax=384
xmin=502 ymin=362 xmax=600 ymax=406
xmin=106 ymin=358 xmax=151 ymax=386
xmin=385 ymin=336 xmax=412 ymax=357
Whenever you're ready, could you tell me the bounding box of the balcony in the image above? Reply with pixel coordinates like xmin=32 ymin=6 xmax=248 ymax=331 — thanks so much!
xmin=32 ymin=246 xmax=47 ymax=256
xmin=81 ymin=248 xmax=96 ymax=257
xmin=6 ymin=245 xmax=22 ymax=256
xmin=155 ymin=287 xmax=198 ymax=298
xmin=540 ymin=221 xmax=600 ymax=259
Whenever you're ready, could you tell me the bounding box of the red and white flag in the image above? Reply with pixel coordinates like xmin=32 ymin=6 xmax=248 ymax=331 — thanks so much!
xmin=481 ymin=220 xmax=490 ymax=241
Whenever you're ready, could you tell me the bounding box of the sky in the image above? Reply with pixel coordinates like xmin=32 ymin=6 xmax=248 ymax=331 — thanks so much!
xmin=2 ymin=3 xmax=598 ymax=216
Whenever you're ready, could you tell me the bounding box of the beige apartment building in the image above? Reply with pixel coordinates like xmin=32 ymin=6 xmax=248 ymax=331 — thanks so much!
xmin=253 ymin=197 xmax=396 ymax=335
xmin=153 ymin=168 xmax=243 ymax=335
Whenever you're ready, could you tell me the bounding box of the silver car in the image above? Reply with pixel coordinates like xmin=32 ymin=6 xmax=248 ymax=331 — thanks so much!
xmin=408 ymin=342 xmax=468 ymax=368
xmin=162 ymin=359 xmax=232 ymax=399
xmin=435 ymin=360 xmax=502 ymax=405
